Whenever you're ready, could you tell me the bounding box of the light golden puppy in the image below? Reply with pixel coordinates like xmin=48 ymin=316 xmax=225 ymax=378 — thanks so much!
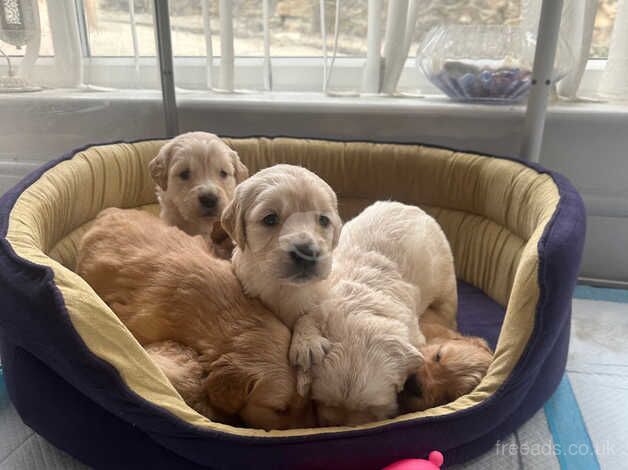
xmin=221 ymin=164 xmax=342 ymax=329
xmin=399 ymin=319 xmax=493 ymax=413
xmin=149 ymin=132 xmax=248 ymax=247
xmin=76 ymin=209 xmax=315 ymax=430
xmin=294 ymin=201 xmax=458 ymax=426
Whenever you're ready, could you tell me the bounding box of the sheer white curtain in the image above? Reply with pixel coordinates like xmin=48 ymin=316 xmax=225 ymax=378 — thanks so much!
xmin=515 ymin=0 xmax=597 ymax=100
xmin=521 ymin=0 xmax=626 ymax=101
xmin=600 ymin=0 xmax=628 ymax=100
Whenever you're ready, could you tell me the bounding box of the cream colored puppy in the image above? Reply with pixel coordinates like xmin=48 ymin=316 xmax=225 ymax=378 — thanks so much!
xmin=149 ymin=132 xmax=248 ymax=242
xmin=295 ymin=201 xmax=458 ymax=426
xmin=221 ymin=164 xmax=342 ymax=330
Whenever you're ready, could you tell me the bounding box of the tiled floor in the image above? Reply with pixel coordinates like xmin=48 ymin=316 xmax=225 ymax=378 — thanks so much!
xmin=1 ymin=288 xmax=626 ymax=469
xmin=566 ymin=295 xmax=628 ymax=470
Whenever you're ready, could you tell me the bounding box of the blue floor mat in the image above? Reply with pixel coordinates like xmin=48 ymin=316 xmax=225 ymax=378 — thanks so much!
xmin=574 ymin=285 xmax=628 ymax=303
xmin=544 ymin=376 xmax=600 ymax=470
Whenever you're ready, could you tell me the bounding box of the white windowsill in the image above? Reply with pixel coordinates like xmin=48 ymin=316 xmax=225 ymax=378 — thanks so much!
xmin=2 ymin=87 xmax=627 ymax=118
xmin=0 ymin=56 xmax=613 ymax=96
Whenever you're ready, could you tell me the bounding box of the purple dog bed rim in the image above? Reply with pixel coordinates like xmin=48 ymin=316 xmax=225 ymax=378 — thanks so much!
xmin=0 ymin=138 xmax=586 ymax=469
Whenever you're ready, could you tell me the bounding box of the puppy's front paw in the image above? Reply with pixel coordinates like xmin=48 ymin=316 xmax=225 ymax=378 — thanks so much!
xmin=289 ymin=335 xmax=331 ymax=372
xmin=296 ymin=370 xmax=312 ymax=397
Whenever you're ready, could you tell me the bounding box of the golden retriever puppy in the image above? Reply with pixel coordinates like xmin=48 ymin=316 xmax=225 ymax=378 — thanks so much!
xmin=76 ymin=209 xmax=315 ymax=430
xmin=398 ymin=319 xmax=493 ymax=413
xmin=144 ymin=341 xmax=217 ymax=420
xmin=294 ymin=201 xmax=458 ymax=426
xmin=221 ymin=164 xmax=342 ymax=329
xmin=149 ymin=132 xmax=248 ymax=256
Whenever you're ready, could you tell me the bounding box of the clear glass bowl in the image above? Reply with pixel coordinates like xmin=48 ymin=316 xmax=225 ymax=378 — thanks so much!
xmin=417 ymin=25 xmax=573 ymax=103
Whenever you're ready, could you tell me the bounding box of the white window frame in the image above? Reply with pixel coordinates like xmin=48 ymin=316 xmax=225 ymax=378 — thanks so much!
xmin=0 ymin=0 xmax=611 ymax=98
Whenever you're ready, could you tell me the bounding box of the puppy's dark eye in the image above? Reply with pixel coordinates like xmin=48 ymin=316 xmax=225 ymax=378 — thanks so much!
xmin=179 ymin=169 xmax=190 ymax=180
xmin=262 ymin=213 xmax=279 ymax=226
xmin=319 ymin=215 xmax=330 ymax=227
xmin=435 ymin=352 xmax=442 ymax=363
xmin=220 ymin=170 xmax=228 ymax=179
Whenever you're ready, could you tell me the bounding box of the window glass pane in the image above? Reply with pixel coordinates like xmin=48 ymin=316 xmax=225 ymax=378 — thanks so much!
xmin=410 ymin=1 xmax=521 ymax=58
xmin=592 ymin=0 xmax=618 ymax=58
xmin=85 ymin=0 xmax=156 ymax=56
xmin=274 ymin=0 xmax=367 ymax=58
xmin=79 ymin=0 xmax=619 ymax=60
xmin=1 ymin=0 xmax=54 ymax=56
xmin=170 ymin=0 xmax=206 ymax=57
xmin=168 ymin=0 xmax=265 ymax=58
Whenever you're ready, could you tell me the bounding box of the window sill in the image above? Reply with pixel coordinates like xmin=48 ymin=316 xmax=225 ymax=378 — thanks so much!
xmin=3 ymin=87 xmax=627 ymax=117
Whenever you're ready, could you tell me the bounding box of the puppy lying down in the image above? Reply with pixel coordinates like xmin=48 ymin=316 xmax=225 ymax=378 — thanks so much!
xmin=76 ymin=208 xmax=315 ymax=430
xmin=400 ymin=312 xmax=494 ymax=413
xmin=144 ymin=340 xmax=216 ymax=420
xmin=149 ymin=132 xmax=248 ymax=258
xmin=294 ymin=201 xmax=460 ymax=426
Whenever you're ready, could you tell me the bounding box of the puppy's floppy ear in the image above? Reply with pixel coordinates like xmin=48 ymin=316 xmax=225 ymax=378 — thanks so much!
xmin=468 ymin=336 xmax=493 ymax=354
xmin=323 ymin=183 xmax=342 ymax=249
xmin=330 ymin=212 xmax=342 ymax=249
xmin=230 ymin=150 xmax=249 ymax=184
xmin=149 ymin=140 xmax=177 ymax=190
xmin=221 ymin=185 xmax=248 ymax=248
xmin=446 ymin=363 xmax=489 ymax=402
xmin=380 ymin=336 xmax=424 ymax=393
xmin=398 ymin=346 xmax=424 ymax=393
xmin=205 ymin=355 xmax=257 ymax=415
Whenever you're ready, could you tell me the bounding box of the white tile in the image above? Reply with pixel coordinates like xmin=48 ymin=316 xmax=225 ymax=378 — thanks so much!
xmin=0 ymin=397 xmax=35 ymax=463
xmin=569 ymin=299 xmax=628 ymax=377
xmin=568 ymin=298 xmax=628 ymax=470
xmin=451 ymin=434 xmax=521 ymax=470
xmin=516 ymin=411 xmax=560 ymax=470
xmin=0 ymin=434 xmax=88 ymax=470
xmin=569 ymin=372 xmax=628 ymax=470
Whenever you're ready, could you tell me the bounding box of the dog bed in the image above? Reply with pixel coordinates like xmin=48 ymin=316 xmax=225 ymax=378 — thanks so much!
xmin=0 ymin=137 xmax=585 ymax=470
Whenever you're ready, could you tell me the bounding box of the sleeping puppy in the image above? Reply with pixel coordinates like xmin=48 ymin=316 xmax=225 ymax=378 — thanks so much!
xmin=221 ymin=164 xmax=342 ymax=329
xmin=76 ymin=208 xmax=315 ymax=430
xmin=399 ymin=317 xmax=493 ymax=413
xmin=295 ymin=201 xmax=458 ymax=426
xmin=149 ymin=132 xmax=248 ymax=257
xmin=144 ymin=340 xmax=219 ymax=421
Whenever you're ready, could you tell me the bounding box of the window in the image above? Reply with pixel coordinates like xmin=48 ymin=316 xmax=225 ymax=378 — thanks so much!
xmin=74 ymin=1 xmax=619 ymax=59
xmin=0 ymin=0 xmax=622 ymax=92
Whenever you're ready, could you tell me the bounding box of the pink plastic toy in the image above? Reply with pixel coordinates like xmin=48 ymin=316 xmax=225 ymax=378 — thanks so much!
xmin=381 ymin=451 xmax=444 ymax=470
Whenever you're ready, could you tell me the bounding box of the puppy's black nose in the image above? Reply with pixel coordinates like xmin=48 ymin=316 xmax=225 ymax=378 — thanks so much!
xmin=290 ymin=243 xmax=320 ymax=268
xmin=198 ymin=194 xmax=218 ymax=209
